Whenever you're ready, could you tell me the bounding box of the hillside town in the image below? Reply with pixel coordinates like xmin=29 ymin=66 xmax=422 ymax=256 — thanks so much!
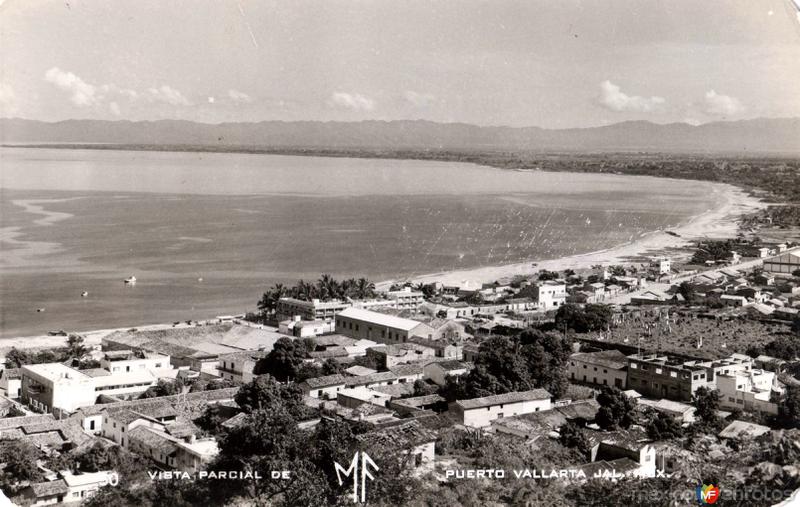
xmin=0 ymin=235 xmax=799 ymax=506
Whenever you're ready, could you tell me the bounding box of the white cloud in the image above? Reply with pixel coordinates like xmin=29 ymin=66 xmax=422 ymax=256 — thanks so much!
xmin=599 ymin=80 xmax=666 ymax=113
xmin=328 ymin=91 xmax=375 ymax=111
xmin=227 ymin=89 xmax=252 ymax=103
xmin=0 ymin=82 xmax=17 ymax=114
xmin=147 ymin=85 xmax=191 ymax=106
xmin=404 ymin=90 xmax=435 ymax=108
xmin=703 ymin=90 xmax=744 ymax=116
xmin=44 ymin=67 xmax=98 ymax=107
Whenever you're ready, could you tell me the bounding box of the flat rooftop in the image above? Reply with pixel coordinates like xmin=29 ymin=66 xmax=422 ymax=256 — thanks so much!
xmin=22 ymin=363 xmax=91 ymax=382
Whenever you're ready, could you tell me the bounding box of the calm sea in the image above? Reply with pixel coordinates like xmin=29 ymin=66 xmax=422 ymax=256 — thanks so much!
xmin=0 ymin=147 xmax=720 ymax=337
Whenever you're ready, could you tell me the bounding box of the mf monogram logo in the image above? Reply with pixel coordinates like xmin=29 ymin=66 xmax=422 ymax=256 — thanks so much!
xmin=335 ymin=451 xmax=379 ymax=503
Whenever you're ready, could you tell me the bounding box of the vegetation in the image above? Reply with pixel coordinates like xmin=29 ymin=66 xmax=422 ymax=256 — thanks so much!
xmin=439 ymin=328 xmax=572 ymax=400
xmin=257 ymin=274 xmax=376 ymax=318
xmin=777 ymin=385 xmax=800 ymax=429
xmin=254 ymin=337 xmax=343 ymax=382
xmin=555 ymin=303 xmax=613 ymax=333
xmin=558 ymin=422 xmax=592 ymax=458
xmin=690 ymin=239 xmax=736 ymax=264
xmin=595 ymin=386 xmax=636 ymax=430
xmin=646 ymin=412 xmax=684 ymax=440
xmin=692 ymin=386 xmax=722 ymax=431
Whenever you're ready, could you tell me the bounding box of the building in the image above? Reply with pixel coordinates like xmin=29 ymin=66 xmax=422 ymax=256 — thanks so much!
xmin=652 ymin=257 xmax=671 ymax=275
xmin=275 ymin=297 xmax=351 ymax=322
xmin=717 ymin=369 xmax=780 ymax=415
xmin=100 ymin=349 xmax=170 ymax=373
xmin=423 ymin=360 xmax=472 ymax=386
xmin=367 ymin=343 xmax=436 ymax=368
xmin=335 ymin=307 xmax=435 ymax=344
xmin=217 ymin=350 xmax=267 ymax=384
xmin=627 ymin=353 xmax=752 ymax=402
xmin=336 ymin=386 xmax=393 ymax=409
xmin=765 ymin=250 xmax=800 ymax=275
xmin=279 ymin=317 xmax=335 ymax=337
xmin=718 ymin=420 xmax=771 ymax=440
xmin=385 ymin=287 xmax=425 ymax=309
xmin=451 ymin=389 xmax=552 ymax=428
xmin=590 ymin=431 xmax=657 ymax=478
xmin=300 ymin=365 xmax=424 ymax=399
xmin=638 ymin=398 xmax=695 ymax=423
xmin=532 ymin=281 xmax=567 ymax=311
xmin=720 ymin=294 xmax=749 ymax=307
xmin=407 ymin=336 xmax=463 ymax=360
xmin=357 ymin=421 xmax=437 ymax=474
xmin=568 ymin=350 xmax=627 ymax=388
xmin=20 ymin=364 xmax=96 ymax=415
xmin=17 ymin=471 xmax=113 ymax=506
xmin=0 ymin=367 xmax=21 ymax=399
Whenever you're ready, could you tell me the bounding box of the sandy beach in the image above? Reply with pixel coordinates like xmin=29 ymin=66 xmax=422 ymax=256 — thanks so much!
xmin=0 ymin=323 xmax=177 ymax=355
xmin=379 ymin=181 xmax=766 ymax=289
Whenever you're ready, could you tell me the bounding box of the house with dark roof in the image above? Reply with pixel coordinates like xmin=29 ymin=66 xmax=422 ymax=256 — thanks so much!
xmin=589 ymin=428 xmax=657 ymax=478
xmin=367 ymin=342 xmax=436 ymax=368
xmin=568 ymin=350 xmax=627 ymax=389
xmin=451 ymin=389 xmax=552 ymax=428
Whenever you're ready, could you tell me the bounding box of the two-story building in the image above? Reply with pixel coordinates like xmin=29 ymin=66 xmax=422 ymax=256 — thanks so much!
xmin=335 ymin=307 xmax=435 ymax=344
xmin=568 ymin=350 xmax=627 ymax=389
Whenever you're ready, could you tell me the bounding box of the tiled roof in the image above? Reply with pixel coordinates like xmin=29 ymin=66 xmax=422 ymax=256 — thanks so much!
xmin=357 ymin=420 xmax=437 ymax=448
xmin=128 ymin=426 xmax=178 ymax=454
xmin=301 ymin=374 xmax=351 ymax=389
xmin=388 ymin=364 xmax=423 ymax=377
xmin=390 ymin=394 xmax=444 ymax=407
xmin=29 ymin=480 xmax=69 ymax=497
xmin=456 ymin=389 xmax=551 ymax=410
xmin=430 ymin=360 xmax=471 ymax=371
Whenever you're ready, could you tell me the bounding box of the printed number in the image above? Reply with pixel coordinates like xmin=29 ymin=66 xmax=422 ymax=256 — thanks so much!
xmin=105 ymin=472 xmax=119 ymax=487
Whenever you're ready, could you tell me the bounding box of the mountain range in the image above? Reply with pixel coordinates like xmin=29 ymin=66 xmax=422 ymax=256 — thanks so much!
xmin=1 ymin=117 xmax=798 ymax=153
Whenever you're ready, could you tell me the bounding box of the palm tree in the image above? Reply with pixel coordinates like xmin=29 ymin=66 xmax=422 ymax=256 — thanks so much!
xmin=356 ymin=277 xmax=376 ymax=299
xmin=317 ymin=274 xmax=340 ymax=301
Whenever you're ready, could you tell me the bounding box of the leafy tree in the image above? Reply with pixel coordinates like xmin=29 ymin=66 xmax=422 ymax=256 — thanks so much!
xmin=0 ymin=440 xmax=43 ymax=492
xmin=646 ymin=412 xmax=684 ymax=440
xmin=595 ymin=386 xmax=637 ymax=430
xmin=413 ymin=379 xmax=439 ymax=397
xmin=558 ymin=422 xmax=592 ymax=457
xmin=791 ymin=268 xmax=800 ymax=278
xmin=677 ymin=281 xmax=697 ymax=303
xmin=537 ymin=270 xmax=559 ymax=281
xmin=255 ymin=337 xmax=311 ymax=381
xmin=777 ymin=385 xmax=800 ymax=429
xmin=66 ymin=334 xmax=88 ymax=357
xmin=555 ymin=303 xmax=612 ymax=333
xmin=763 ymin=336 xmax=800 ymax=360
xmin=234 ymin=375 xmax=311 ymax=418
xmin=692 ymin=386 xmax=721 ymax=426
xmin=139 ymin=377 xmax=185 ymax=399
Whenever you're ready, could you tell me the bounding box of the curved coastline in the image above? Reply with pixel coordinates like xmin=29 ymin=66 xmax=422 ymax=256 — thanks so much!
xmin=381 ymin=181 xmax=766 ymax=288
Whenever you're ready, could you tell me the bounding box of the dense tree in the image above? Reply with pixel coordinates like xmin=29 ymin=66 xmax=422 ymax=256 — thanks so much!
xmin=777 ymin=385 xmax=800 ymax=429
xmin=257 ymin=275 xmax=378 ymax=319
xmin=677 ymin=281 xmax=697 ymax=303
xmin=66 ymin=334 xmax=88 ymax=357
xmin=413 ymin=379 xmax=439 ymax=397
xmin=646 ymin=412 xmax=684 ymax=440
xmin=537 ymin=270 xmax=560 ymax=281
xmin=595 ymin=386 xmax=637 ymax=430
xmin=234 ymin=374 xmax=311 ymax=418
xmin=558 ymin=422 xmax=592 ymax=457
xmin=439 ymin=330 xmax=572 ymax=401
xmin=255 ymin=337 xmax=313 ymax=381
xmin=0 ymin=440 xmax=43 ymax=493
xmin=139 ymin=378 xmax=185 ymax=399
xmin=555 ymin=303 xmax=613 ymax=333
xmin=762 ymin=336 xmax=800 ymax=360
xmin=692 ymin=386 xmax=721 ymax=426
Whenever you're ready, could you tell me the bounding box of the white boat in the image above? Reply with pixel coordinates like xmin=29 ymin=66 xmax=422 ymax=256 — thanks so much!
xmin=124 ymin=276 xmax=137 ymax=284
xmin=81 ymin=291 xmax=89 ymax=297
xmin=36 ymin=307 xmax=45 ymax=312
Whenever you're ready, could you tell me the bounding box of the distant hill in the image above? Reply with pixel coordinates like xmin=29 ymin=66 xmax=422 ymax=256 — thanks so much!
xmin=1 ymin=117 xmax=798 ymax=153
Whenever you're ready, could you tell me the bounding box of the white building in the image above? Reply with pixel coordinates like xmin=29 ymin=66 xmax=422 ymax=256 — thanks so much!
xmin=717 ymin=369 xmax=780 ymax=415
xmin=423 ymin=360 xmax=472 ymax=386
xmin=533 ymin=281 xmax=566 ymax=311
xmin=385 ymin=287 xmax=426 ymax=309
xmin=568 ymin=350 xmax=627 ymax=389
xmin=20 ymin=364 xmax=96 ymax=415
xmin=451 ymin=389 xmax=552 ymax=428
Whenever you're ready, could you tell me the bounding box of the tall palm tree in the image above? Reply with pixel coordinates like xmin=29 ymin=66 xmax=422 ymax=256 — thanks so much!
xmin=318 ymin=274 xmax=340 ymax=301
xmin=356 ymin=277 xmax=376 ymax=299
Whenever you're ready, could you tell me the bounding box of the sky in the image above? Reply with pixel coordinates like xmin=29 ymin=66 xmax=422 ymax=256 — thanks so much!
xmin=1 ymin=0 xmax=799 ymax=128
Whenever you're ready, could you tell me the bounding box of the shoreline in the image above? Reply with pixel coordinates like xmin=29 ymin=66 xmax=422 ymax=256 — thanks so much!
xmin=378 ymin=181 xmax=767 ymax=288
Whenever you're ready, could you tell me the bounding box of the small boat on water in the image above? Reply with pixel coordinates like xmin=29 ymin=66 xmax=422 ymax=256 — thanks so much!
xmin=81 ymin=291 xmax=89 ymax=297
xmin=36 ymin=307 xmax=45 ymax=312
xmin=124 ymin=276 xmax=137 ymax=284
